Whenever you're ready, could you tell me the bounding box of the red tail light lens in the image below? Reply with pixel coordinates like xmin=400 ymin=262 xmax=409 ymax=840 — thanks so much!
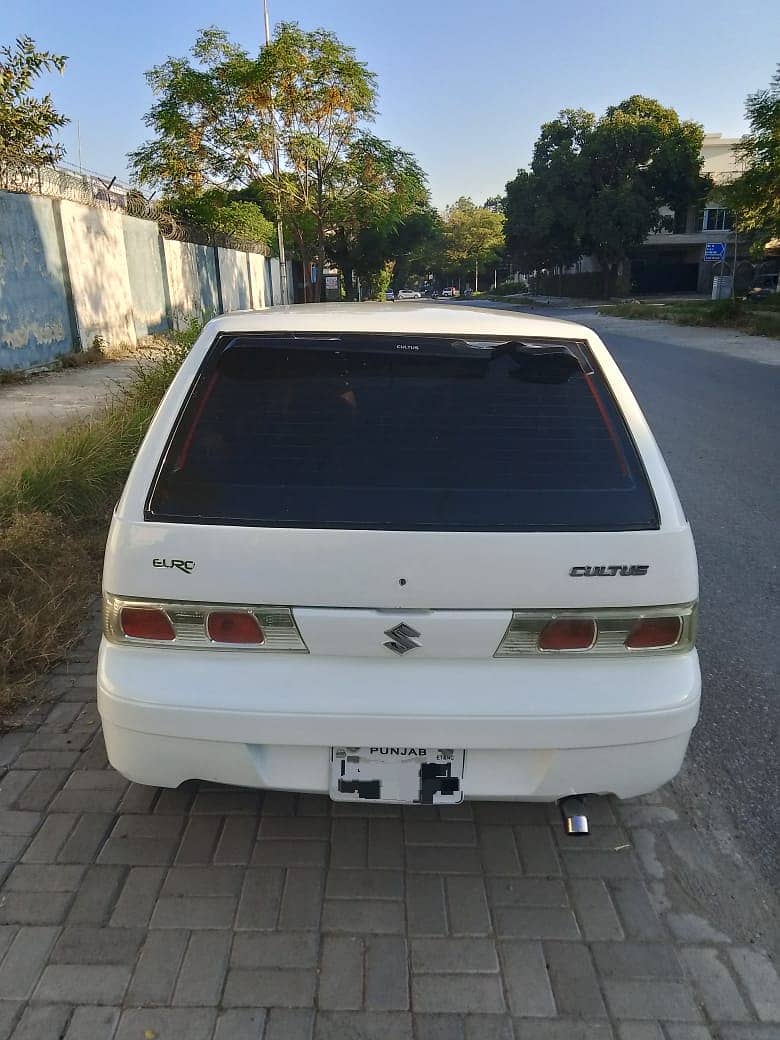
xmin=538 ymin=618 xmax=597 ymax=651
xmin=120 ymin=607 xmax=175 ymax=641
xmin=625 ymin=616 xmax=682 ymax=649
xmin=207 ymin=611 xmax=264 ymax=645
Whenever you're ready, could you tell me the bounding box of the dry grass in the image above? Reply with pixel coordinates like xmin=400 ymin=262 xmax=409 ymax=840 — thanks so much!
xmin=59 ymin=343 xmax=106 ymax=369
xmin=0 ymin=515 xmax=102 ymax=715
xmin=0 ymin=323 xmax=201 ymax=720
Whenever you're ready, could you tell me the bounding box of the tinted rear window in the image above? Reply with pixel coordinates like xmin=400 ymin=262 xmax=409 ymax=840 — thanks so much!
xmin=146 ymin=334 xmax=658 ymax=531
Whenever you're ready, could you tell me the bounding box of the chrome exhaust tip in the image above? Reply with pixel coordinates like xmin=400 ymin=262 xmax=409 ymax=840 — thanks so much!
xmin=559 ymin=796 xmax=590 ymax=836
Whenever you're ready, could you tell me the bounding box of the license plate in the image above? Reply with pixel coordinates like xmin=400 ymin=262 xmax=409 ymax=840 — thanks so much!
xmin=330 ymin=746 xmax=465 ymax=805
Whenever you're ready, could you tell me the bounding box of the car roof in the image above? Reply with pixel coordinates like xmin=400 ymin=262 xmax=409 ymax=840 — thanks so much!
xmin=204 ymin=303 xmax=592 ymax=340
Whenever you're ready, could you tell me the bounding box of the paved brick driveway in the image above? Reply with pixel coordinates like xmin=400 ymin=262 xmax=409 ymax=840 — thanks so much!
xmin=0 ymin=620 xmax=778 ymax=1040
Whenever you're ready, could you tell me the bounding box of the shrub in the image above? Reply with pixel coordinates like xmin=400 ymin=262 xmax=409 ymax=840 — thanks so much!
xmin=0 ymin=320 xmax=201 ymax=712
xmin=490 ymin=280 xmax=529 ymax=296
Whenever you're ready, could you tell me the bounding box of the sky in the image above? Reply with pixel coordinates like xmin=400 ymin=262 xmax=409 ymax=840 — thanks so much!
xmin=4 ymin=0 xmax=779 ymax=207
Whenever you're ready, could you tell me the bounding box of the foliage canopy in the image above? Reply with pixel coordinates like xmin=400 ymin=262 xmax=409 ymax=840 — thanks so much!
xmin=129 ymin=22 xmax=429 ymax=297
xmin=721 ymin=65 xmax=780 ymax=249
xmin=503 ymin=96 xmax=711 ymax=293
xmin=0 ymin=36 xmax=68 ymax=174
xmin=442 ymin=197 xmax=505 ymax=290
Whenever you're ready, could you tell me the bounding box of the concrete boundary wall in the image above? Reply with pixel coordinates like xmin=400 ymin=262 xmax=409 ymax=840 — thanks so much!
xmin=59 ymin=200 xmax=137 ymax=349
xmin=247 ymin=252 xmax=268 ymax=309
xmin=162 ymin=239 xmax=202 ymax=330
xmin=0 ymin=190 xmax=287 ymax=371
xmin=0 ymin=192 xmax=75 ymax=370
xmin=217 ymin=247 xmax=251 ymax=312
xmin=122 ymin=214 xmax=169 ymax=338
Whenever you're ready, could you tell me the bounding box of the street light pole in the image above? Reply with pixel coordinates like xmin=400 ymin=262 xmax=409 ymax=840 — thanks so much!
xmin=263 ymin=0 xmax=289 ymax=305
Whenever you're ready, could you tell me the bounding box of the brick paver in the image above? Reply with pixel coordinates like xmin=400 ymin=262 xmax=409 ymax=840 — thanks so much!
xmin=0 ymin=620 xmax=778 ymax=1039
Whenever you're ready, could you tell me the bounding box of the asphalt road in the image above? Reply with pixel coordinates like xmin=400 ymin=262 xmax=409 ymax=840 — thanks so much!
xmin=469 ymin=300 xmax=780 ymax=886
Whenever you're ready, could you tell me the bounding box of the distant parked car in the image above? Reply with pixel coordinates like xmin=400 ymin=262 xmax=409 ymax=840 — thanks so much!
xmin=397 ymin=289 xmax=422 ymax=300
xmin=385 ymin=290 xmax=395 ymax=301
xmin=747 ymin=274 xmax=779 ymax=301
xmin=441 ymin=287 xmax=460 ymax=298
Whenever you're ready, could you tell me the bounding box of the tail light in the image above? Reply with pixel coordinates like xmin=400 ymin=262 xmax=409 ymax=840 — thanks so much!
xmin=538 ymin=618 xmax=597 ymax=652
xmin=120 ymin=607 xmax=175 ymax=641
xmin=104 ymin=595 xmax=307 ymax=652
xmin=207 ymin=611 xmax=264 ymax=645
xmin=496 ymin=603 xmax=696 ymax=657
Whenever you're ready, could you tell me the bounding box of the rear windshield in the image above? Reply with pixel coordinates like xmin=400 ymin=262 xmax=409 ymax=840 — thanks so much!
xmin=146 ymin=334 xmax=659 ymax=531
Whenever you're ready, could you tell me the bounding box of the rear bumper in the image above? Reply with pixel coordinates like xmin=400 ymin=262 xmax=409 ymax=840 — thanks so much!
xmin=97 ymin=642 xmax=701 ymax=799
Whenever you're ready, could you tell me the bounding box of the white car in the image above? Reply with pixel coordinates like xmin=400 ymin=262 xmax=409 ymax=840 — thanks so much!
xmin=99 ymin=304 xmax=699 ymax=830
xmin=396 ymin=289 xmax=422 ymax=300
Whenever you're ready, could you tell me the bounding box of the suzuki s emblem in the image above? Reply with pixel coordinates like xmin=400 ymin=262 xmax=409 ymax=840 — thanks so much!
xmin=383 ymin=622 xmax=421 ymax=656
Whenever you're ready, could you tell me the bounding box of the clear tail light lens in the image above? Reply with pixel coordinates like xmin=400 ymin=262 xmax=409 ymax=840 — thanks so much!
xmin=207 ymin=611 xmax=264 ymax=645
xmin=120 ymin=607 xmax=175 ymax=641
xmin=104 ymin=595 xmax=307 ymax=652
xmin=538 ymin=618 xmax=597 ymax=651
xmin=496 ymin=603 xmax=696 ymax=656
xmin=625 ymin=616 xmax=682 ymax=649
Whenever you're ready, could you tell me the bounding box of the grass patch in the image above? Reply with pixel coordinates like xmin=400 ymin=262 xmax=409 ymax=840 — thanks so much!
xmin=0 ymin=322 xmax=201 ymax=719
xmin=599 ymin=297 xmax=780 ymax=338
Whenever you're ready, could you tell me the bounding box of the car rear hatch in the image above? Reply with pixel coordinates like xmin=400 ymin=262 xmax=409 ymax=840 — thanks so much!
xmin=104 ymin=331 xmax=697 ymax=659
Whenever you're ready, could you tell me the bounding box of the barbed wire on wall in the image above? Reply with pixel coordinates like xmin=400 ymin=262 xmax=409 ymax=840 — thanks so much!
xmin=0 ymin=151 xmax=270 ymax=256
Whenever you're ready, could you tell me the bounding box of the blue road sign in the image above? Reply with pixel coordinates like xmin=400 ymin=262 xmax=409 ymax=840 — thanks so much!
xmin=704 ymin=242 xmax=727 ymax=262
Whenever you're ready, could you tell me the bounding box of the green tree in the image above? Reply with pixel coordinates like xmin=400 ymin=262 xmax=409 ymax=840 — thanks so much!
xmin=503 ymin=97 xmax=710 ymax=295
xmin=504 ymin=109 xmax=593 ymax=287
xmin=0 ymin=36 xmax=68 ymax=182
xmin=442 ymin=197 xmax=505 ymax=291
xmin=129 ymin=27 xmax=269 ymax=194
xmin=258 ymin=22 xmax=377 ymax=299
xmin=129 ymin=23 xmax=393 ymax=297
xmin=328 ymin=135 xmax=429 ymax=298
xmin=721 ymin=65 xmax=780 ymax=250
xmin=388 ymin=206 xmax=444 ymax=290
xmin=582 ymin=96 xmax=710 ymax=293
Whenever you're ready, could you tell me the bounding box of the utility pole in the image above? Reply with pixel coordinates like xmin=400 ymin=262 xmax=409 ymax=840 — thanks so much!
xmin=263 ymin=0 xmax=289 ymax=305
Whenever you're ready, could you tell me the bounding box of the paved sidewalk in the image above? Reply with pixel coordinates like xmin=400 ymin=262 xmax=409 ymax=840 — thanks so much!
xmin=0 ymin=620 xmax=778 ymax=1039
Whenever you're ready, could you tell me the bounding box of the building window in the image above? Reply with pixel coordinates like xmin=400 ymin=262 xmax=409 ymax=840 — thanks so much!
xmin=697 ymin=208 xmax=733 ymax=232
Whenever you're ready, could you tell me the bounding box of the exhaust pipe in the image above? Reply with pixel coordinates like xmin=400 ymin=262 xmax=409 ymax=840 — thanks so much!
xmin=559 ymin=796 xmax=590 ymax=836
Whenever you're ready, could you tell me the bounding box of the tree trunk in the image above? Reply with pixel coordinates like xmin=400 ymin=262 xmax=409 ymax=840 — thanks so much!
xmin=301 ymin=255 xmax=311 ymax=303
xmin=609 ymin=262 xmax=620 ymax=297
xmin=315 ymin=172 xmax=326 ymax=303
xmin=601 ymin=261 xmax=611 ymax=298
xmin=474 ymin=259 xmax=479 ymax=293
xmin=315 ymin=226 xmax=327 ymax=302
xmin=294 ymin=225 xmax=311 ymax=304
xmin=342 ymin=265 xmax=355 ymax=301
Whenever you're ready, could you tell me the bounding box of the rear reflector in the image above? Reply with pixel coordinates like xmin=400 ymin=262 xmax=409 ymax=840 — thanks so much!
xmin=120 ymin=607 xmax=175 ymax=641
xmin=207 ymin=611 xmax=264 ymax=645
xmin=538 ymin=618 xmax=597 ymax=651
xmin=625 ymin=616 xmax=682 ymax=649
